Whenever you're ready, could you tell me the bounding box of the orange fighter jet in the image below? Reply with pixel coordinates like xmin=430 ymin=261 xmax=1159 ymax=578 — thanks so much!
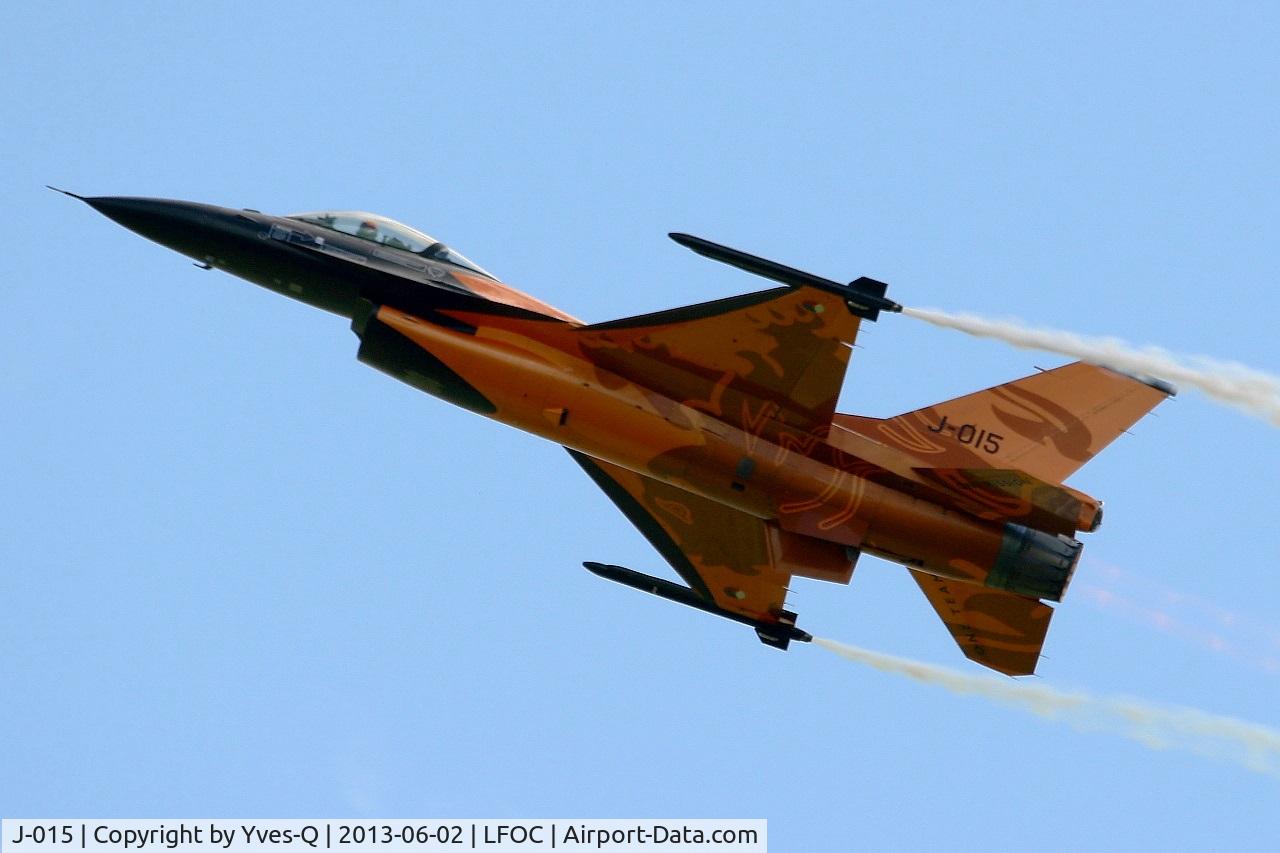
xmin=62 ymin=190 xmax=1175 ymax=675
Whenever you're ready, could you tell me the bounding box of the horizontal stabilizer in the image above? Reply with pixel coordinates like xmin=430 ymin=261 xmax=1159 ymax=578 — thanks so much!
xmin=910 ymin=571 xmax=1053 ymax=676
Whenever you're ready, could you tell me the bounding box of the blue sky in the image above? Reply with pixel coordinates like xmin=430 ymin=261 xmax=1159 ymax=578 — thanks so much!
xmin=4 ymin=2 xmax=1279 ymax=849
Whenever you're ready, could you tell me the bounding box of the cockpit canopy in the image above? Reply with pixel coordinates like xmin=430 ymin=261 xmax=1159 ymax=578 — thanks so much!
xmin=286 ymin=211 xmax=495 ymax=279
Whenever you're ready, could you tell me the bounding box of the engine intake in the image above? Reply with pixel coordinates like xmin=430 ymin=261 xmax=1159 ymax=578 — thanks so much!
xmin=986 ymin=523 xmax=1082 ymax=602
xmin=353 ymin=303 xmax=496 ymax=415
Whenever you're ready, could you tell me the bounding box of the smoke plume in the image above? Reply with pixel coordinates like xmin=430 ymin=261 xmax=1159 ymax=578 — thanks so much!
xmin=902 ymin=307 xmax=1280 ymax=426
xmin=814 ymin=637 xmax=1280 ymax=777
xmin=1077 ymin=562 xmax=1280 ymax=675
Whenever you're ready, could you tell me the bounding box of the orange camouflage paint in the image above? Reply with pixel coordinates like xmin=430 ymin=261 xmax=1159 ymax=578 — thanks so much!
xmin=71 ymin=194 xmax=1173 ymax=676
xmin=361 ymin=273 xmax=1171 ymax=675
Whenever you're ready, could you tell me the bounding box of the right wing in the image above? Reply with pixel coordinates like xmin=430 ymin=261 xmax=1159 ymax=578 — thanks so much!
xmin=909 ymin=570 xmax=1054 ymax=676
xmin=569 ymin=449 xmax=793 ymax=624
xmin=435 ymin=283 xmax=865 ymax=441
xmin=569 ymin=449 xmax=855 ymax=643
xmin=575 ymin=285 xmax=865 ymax=436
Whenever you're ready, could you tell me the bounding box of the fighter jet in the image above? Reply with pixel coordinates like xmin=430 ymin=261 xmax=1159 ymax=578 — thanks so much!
xmin=60 ymin=189 xmax=1174 ymax=675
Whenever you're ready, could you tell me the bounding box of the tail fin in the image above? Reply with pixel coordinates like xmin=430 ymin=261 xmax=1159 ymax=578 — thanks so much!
xmin=835 ymin=362 xmax=1174 ymax=484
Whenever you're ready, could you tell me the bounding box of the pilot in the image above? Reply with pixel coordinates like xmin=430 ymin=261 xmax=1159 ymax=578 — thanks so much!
xmin=356 ymin=219 xmax=378 ymax=241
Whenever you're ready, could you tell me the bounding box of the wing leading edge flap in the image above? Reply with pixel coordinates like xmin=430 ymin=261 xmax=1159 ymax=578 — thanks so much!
xmin=910 ymin=570 xmax=1054 ymax=676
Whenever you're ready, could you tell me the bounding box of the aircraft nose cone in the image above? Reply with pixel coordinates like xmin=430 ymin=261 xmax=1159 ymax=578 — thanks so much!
xmin=86 ymin=195 xmax=206 ymax=235
xmin=83 ymin=196 xmax=232 ymax=260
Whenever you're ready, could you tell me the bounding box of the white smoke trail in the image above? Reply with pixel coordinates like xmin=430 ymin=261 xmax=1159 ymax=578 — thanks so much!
xmin=902 ymin=307 xmax=1280 ymax=426
xmin=814 ymin=637 xmax=1280 ymax=777
xmin=1076 ymin=562 xmax=1280 ymax=675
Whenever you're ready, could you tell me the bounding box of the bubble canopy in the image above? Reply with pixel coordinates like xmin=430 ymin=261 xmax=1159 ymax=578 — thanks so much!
xmin=286 ymin=211 xmax=495 ymax=279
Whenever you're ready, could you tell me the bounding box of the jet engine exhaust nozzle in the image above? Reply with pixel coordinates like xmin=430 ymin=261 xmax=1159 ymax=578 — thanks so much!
xmin=985 ymin=524 xmax=1082 ymax=602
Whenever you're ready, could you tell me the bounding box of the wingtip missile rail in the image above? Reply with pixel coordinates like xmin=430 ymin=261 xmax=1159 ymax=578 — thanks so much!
xmin=583 ymin=561 xmax=813 ymax=650
xmin=668 ymin=232 xmax=902 ymax=321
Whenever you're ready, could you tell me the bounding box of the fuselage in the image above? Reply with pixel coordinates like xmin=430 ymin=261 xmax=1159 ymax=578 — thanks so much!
xmin=368 ymin=302 xmax=1029 ymax=588
xmin=77 ymin=195 xmax=1085 ymax=604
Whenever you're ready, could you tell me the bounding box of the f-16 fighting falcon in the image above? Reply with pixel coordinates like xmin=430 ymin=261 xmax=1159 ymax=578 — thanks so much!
xmin=59 ymin=189 xmax=1174 ymax=675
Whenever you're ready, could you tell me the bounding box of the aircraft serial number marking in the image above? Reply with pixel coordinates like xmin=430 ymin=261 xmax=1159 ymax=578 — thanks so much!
xmin=928 ymin=415 xmax=1004 ymax=454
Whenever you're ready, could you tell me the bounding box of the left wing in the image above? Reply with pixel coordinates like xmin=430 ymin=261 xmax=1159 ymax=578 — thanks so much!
xmin=576 ymin=286 xmax=864 ymax=436
xmin=570 ymin=447 xmax=868 ymax=649
xmin=569 ymin=449 xmax=792 ymax=625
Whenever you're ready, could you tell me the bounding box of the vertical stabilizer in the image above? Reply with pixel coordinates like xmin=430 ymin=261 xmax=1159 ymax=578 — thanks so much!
xmin=834 ymin=362 xmax=1173 ymax=484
